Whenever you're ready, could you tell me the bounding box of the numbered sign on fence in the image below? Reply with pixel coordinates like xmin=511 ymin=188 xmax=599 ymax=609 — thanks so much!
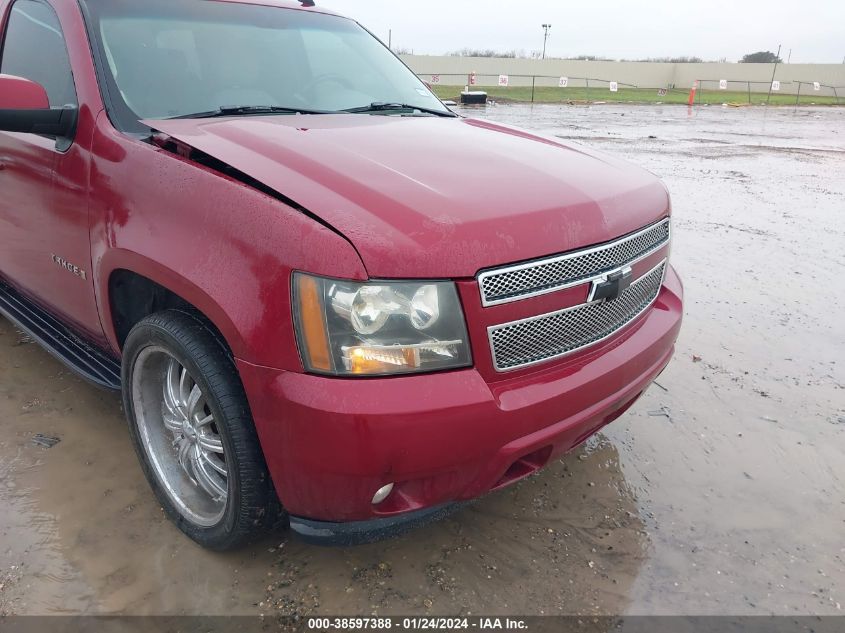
xmin=771 ymin=80 xmax=781 ymax=91
xmin=609 ymin=81 xmax=618 ymax=93
xmin=657 ymin=88 xmax=667 ymax=96
xmin=813 ymin=82 xmax=821 ymax=91
xmin=719 ymin=79 xmax=728 ymax=90
xmin=430 ymin=75 xmax=440 ymax=84
xmin=559 ymin=77 xmax=569 ymax=88
xmin=498 ymin=75 xmax=509 ymax=87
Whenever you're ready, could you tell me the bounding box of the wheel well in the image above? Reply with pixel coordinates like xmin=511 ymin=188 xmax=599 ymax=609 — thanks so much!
xmin=108 ymin=270 xmax=229 ymax=354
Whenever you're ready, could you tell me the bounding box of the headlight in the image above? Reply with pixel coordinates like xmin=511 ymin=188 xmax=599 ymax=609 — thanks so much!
xmin=292 ymin=273 xmax=472 ymax=376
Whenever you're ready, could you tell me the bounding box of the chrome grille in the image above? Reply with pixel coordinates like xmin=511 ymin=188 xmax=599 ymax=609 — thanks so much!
xmin=488 ymin=261 xmax=666 ymax=371
xmin=478 ymin=219 xmax=670 ymax=306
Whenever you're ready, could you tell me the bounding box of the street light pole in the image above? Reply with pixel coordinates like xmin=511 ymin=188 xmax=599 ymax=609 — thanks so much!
xmin=766 ymin=44 xmax=782 ymax=106
xmin=541 ymin=24 xmax=552 ymax=60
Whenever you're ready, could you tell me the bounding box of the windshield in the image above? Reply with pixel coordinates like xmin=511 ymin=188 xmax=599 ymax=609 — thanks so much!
xmin=81 ymin=0 xmax=448 ymax=129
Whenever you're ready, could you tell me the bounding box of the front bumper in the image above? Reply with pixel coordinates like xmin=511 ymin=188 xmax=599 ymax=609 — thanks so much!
xmin=237 ymin=266 xmax=683 ymax=536
xmin=289 ymin=503 xmax=466 ymax=546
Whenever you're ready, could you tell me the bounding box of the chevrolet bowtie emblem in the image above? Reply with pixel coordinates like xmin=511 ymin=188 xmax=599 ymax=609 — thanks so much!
xmin=589 ymin=266 xmax=633 ymax=303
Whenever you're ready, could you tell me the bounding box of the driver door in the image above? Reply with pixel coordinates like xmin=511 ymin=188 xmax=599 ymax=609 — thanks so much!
xmin=0 ymin=0 xmax=103 ymax=341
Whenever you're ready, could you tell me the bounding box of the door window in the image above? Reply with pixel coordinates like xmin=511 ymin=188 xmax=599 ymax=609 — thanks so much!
xmin=1 ymin=0 xmax=77 ymax=107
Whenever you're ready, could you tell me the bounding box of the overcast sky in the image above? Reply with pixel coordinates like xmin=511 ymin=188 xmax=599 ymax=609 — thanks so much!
xmin=323 ymin=0 xmax=845 ymax=63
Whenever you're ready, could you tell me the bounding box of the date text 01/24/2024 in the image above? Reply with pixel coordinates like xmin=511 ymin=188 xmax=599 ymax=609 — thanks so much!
xmin=306 ymin=618 xmax=529 ymax=630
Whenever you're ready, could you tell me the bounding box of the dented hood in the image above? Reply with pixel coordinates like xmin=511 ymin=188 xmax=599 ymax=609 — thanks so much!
xmin=145 ymin=114 xmax=669 ymax=278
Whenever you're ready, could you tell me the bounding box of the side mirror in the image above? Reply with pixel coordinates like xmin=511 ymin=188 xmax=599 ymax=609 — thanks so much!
xmin=0 ymin=74 xmax=76 ymax=138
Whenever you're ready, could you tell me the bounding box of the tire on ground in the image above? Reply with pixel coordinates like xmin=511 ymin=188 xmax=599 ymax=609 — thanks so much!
xmin=121 ymin=309 xmax=281 ymax=550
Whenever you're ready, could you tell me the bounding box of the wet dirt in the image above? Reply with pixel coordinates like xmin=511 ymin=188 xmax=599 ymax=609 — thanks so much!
xmin=1 ymin=104 xmax=843 ymax=617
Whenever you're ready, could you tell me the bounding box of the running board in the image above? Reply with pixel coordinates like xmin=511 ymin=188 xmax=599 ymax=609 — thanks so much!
xmin=0 ymin=280 xmax=121 ymax=390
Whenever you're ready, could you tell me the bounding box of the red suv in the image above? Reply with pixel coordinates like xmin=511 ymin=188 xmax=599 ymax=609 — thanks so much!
xmin=0 ymin=0 xmax=682 ymax=549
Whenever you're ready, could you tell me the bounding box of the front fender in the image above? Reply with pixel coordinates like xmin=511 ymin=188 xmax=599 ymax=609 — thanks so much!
xmin=89 ymin=115 xmax=367 ymax=370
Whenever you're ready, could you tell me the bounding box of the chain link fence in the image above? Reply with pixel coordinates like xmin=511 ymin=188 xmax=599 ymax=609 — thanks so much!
xmin=693 ymin=79 xmax=841 ymax=104
xmin=418 ymin=72 xmax=844 ymax=106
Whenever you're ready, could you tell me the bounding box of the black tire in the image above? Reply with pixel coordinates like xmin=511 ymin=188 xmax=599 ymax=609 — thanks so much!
xmin=121 ymin=309 xmax=281 ymax=550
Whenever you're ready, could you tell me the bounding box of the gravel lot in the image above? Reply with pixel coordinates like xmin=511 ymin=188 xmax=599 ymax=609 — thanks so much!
xmin=0 ymin=103 xmax=843 ymax=617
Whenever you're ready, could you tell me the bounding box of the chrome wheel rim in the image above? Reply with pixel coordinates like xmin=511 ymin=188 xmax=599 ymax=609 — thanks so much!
xmin=132 ymin=347 xmax=228 ymax=527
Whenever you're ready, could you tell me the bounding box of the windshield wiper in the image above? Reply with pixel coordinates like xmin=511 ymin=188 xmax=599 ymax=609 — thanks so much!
xmin=342 ymin=102 xmax=457 ymax=117
xmin=170 ymin=105 xmax=331 ymax=119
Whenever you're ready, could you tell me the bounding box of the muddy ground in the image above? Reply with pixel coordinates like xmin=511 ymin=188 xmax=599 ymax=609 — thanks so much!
xmin=1 ymin=104 xmax=843 ymax=617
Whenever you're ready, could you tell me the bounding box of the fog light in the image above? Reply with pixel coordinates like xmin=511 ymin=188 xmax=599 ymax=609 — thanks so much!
xmin=372 ymin=483 xmax=394 ymax=505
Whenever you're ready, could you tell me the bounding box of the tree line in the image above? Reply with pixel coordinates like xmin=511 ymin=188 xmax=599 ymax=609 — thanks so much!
xmin=433 ymin=49 xmax=784 ymax=63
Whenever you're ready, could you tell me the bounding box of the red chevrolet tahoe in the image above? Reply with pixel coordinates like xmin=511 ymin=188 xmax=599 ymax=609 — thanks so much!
xmin=0 ymin=0 xmax=682 ymax=549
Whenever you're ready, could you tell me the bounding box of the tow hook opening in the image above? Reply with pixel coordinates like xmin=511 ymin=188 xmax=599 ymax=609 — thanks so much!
xmin=493 ymin=445 xmax=553 ymax=491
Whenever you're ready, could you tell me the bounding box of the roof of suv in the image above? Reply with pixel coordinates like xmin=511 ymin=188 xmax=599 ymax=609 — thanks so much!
xmin=210 ymin=0 xmax=345 ymax=19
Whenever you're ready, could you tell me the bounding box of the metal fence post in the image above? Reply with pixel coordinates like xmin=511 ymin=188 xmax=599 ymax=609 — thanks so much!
xmin=531 ymin=76 xmax=536 ymax=103
xmin=747 ymin=82 xmax=751 ymax=104
xmin=795 ymin=82 xmax=802 ymax=106
xmin=585 ymin=78 xmax=590 ymax=103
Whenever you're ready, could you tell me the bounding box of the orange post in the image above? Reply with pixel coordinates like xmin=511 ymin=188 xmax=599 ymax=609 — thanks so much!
xmin=688 ymin=80 xmax=699 ymax=106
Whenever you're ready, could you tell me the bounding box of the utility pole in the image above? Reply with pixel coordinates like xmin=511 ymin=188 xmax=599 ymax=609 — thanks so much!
xmin=787 ymin=48 xmax=792 ymax=63
xmin=766 ymin=44 xmax=782 ymax=106
xmin=388 ymin=29 xmax=392 ymax=50
xmin=541 ymin=24 xmax=552 ymax=60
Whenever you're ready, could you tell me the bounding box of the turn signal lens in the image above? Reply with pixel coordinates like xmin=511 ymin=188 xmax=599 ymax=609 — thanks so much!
xmin=293 ymin=274 xmax=333 ymax=372
xmin=341 ymin=341 xmax=463 ymax=374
